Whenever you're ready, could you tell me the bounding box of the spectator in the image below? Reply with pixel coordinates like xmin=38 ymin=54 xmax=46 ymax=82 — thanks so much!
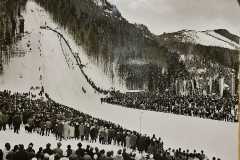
xmin=3 ymin=143 xmax=11 ymax=160
xmin=0 ymin=149 xmax=3 ymax=160
xmin=26 ymin=143 xmax=35 ymax=160
xmin=6 ymin=145 xmax=18 ymax=160
xmin=53 ymin=142 xmax=63 ymax=158
xmin=66 ymin=145 xmax=73 ymax=157
xmin=76 ymin=143 xmax=85 ymax=158
xmin=43 ymin=143 xmax=54 ymax=155
xmin=14 ymin=144 xmax=28 ymax=160
xmin=36 ymin=147 xmax=44 ymax=160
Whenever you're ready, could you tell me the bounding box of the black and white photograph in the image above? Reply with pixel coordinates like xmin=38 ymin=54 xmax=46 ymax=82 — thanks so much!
xmin=0 ymin=0 xmax=240 ymax=160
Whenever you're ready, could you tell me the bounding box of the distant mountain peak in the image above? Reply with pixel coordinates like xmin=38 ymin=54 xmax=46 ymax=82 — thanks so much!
xmin=91 ymin=0 xmax=122 ymax=18
xmin=159 ymin=29 xmax=240 ymax=50
xmin=213 ymin=29 xmax=240 ymax=44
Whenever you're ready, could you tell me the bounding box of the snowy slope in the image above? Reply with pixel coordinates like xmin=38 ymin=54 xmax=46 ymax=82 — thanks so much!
xmin=0 ymin=1 xmax=238 ymax=160
xmin=181 ymin=30 xmax=240 ymax=50
xmin=204 ymin=30 xmax=240 ymax=48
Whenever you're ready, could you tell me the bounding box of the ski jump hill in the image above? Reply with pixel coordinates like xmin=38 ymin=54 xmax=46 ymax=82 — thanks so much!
xmin=0 ymin=1 xmax=238 ymax=160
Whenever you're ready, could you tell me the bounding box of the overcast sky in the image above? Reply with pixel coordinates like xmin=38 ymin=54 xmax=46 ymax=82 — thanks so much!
xmin=109 ymin=0 xmax=240 ymax=36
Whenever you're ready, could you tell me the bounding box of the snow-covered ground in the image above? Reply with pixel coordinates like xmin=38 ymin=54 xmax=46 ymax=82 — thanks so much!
xmin=204 ymin=30 xmax=240 ymax=49
xmin=181 ymin=30 xmax=240 ymax=50
xmin=0 ymin=1 xmax=238 ymax=160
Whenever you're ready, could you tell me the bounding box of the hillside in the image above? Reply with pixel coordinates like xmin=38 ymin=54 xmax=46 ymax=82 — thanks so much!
xmin=32 ymin=0 xmax=240 ymax=94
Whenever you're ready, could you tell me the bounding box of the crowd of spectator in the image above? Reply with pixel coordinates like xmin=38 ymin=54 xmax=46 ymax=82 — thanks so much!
xmin=0 ymin=141 xmax=220 ymax=160
xmin=101 ymin=92 xmax=238 ymax=122
xmin=0 ymin=90 xmax=219 ymax=160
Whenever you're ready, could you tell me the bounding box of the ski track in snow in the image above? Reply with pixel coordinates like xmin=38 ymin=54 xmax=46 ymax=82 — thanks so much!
xmin=0 ymin=1 xmax=238 ymax=160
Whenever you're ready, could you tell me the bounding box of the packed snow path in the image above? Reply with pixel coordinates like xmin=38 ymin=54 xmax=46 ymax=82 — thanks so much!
xmin=0 ymin=1 xmax=238 ymax=160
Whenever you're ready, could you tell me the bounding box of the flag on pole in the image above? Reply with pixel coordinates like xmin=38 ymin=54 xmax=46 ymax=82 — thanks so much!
xmin=231 ymin=74 xmax=235 ymax=96
xmin=175 ymin=79 xmax=178 ymax=95
xmin=183 ymin=80 xmax=187 ymax=96
xmin=208 ymin=77 xmax=212 ymax=94
xmin=191 ymin=79 xmax=195 ymax=94
xmin=219 ymin=77 xmax=224 ymax=97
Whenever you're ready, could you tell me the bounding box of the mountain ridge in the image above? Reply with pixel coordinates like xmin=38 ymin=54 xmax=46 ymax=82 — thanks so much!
xmin=158 ymin=29 xmax=240 ymax=50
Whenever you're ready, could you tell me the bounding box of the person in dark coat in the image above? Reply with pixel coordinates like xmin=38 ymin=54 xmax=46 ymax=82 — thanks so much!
xmin=0 ymin=149 xmax=3 ymax=160
xmin=144 ymin=136 xmax=151 ymax=152
xmin=108 ymin=127 xmax=115 ymax=145
xmin=22 ymin=111 xmax=31 ymax=125
xmin=74 ymin=122 xmax=80 ymax=140
xmin=55 ymin=122 xmax=63 ymax=141
xmin=53 ymin=142 xmax=63 ymax=158
xmin=75 ymin=143 xmax=85 ymax=159
xmin=0 ymin=111 xmax=3 ymax=131
xmin=137 ymin=135 xmax=146 ymax=153
xmin=58 ymin=122 xmax=64 ymax=141
xmin=26 ymin=143 xmax=35 ymax=160
xmin=84 ymin=125 xmax=90 ymax=141
xmin=66 ymin=145 xmax=73 ymax=157
xmin=90 ymin=126 xmax=98 ymax=143
xmin=98 ymin=150 xmax=106 ymax=160
xmin=122 ymin=149 xmax=130 ymax=160
xmin=1 ymin=112 xmax=8 ymax=131
xmin=69 ymin=152 xmax=78 ymax=160
xmin=130 ymin=133 xmax=137 ymax=150
xmin=12 ymin=114 xmax=21 ymax=134
xmin=85 ymin=145 xmax=90 ymax=155
xmin=43 ymin=143 xmax=54 ymax=155
xmin=6 ymin=145 xmax=18 ymax=160
xmin=26 ymin=143 xmax=35 ymax=153
xmin=36 ymin=147 xmax=44 ymax=160
xmin=14 ymin=144 xmax=27 ymax=160
xmin=7 ymin=112 xmax=13 ymax=130
xmin=54 ymin=154 xmax=61 ymax=160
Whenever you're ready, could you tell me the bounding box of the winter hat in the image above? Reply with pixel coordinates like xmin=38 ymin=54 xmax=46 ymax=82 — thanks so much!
xmin=57 ymin=142 xmax=62 ymax=147
xmin=29 ymin=143 xmax=34 ymax=147
xmin=77 ymin=142 xmax=82 ymax=148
